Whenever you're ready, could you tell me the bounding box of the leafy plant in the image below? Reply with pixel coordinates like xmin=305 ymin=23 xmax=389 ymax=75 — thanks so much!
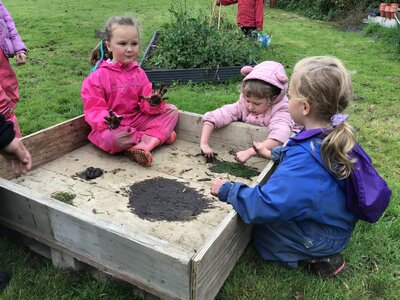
xmin=51 ymin=191 xmax=76 ymax=205
xmin=143 ymin=0 xmax=257 ymax=69
xmin=278 ymin=0 xmax=382 ymax=23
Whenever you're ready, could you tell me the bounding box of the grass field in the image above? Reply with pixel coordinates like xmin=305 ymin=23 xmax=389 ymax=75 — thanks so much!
xmin=1 ymin=0 xmax=399 ymax=299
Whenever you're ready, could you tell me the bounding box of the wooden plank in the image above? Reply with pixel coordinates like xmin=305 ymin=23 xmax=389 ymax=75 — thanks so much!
xmin=0 ymin=178 xmax=192 ymax=300
xmin=0 ymin=111 xmax=275 ymax=299
xmin=0 ymin=115 xmax=90 ymax=179
xmin=190 ymin=211 xmax=252 ymax=300
xmin=190 ymin=153 xmax=276 ymax=300
xmin=176 ymin=111 xmax=269 ymax=151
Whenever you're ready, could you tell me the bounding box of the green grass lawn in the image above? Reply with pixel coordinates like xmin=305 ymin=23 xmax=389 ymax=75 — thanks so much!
xmin=1 ymin=0 xmax=399 ymax=299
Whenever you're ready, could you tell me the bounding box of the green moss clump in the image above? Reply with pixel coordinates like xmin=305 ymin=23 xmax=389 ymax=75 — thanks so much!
xmin=209 ymin=160 xmax=259 ymax=179
xmin=51 ymin=191 xmax=76 ymax=205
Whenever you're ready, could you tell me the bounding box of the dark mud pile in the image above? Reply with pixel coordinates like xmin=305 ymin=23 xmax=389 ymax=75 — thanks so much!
xmin=73 ymin=167 xmax=104 ymax=180
xmin=127 ymin=177 xmax=215 ymax=222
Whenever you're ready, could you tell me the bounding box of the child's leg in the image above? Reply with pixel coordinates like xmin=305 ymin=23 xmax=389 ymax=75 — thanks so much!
xmin=88 ymin=126 xmax=142 ymax=154
xmin=141 ymin=104 xmax=179 ymax=145
xmin=0 ymin=50 xmax=19 ymax=104
xmin=0 ymin=50 xmax=21 ymax=137
xmin=8 ymin=115 xmax=22 ymax=138
xmin=125 ymin=105 xmax=179 ymax=166
xmin=163 ymin=130 xmax=177 ymax=145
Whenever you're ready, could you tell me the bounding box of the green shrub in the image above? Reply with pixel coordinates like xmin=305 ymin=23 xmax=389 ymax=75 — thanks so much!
xmin=142 ymin=1 xmax=257 ymax=69
xmin=278 ymin=0 xmax=383 ymax=22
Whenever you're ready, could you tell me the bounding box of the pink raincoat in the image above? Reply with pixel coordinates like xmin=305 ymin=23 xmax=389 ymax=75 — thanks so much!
xmin=203 ymin=61 xmax=294 ymax=144
xmin=0 ymin=1 xmax=27 ymax=137
xmin=81 ymin=60 xmax=179 ymax=154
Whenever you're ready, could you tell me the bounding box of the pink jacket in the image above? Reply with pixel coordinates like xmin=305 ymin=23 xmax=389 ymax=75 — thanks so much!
xmin=203 ymin=61 xmax=293 ymax=144
xmin=81 ymin=60 xmax=153 ymax=133
xmin=219 ymin=0 xmax=264 ymax=30
xmin=0 ymin=1 xmax=27 ymax=57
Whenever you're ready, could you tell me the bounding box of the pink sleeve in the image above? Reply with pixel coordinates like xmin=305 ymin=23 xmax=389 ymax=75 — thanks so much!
xmin=81 ymin=72 xmax=110 ymax=132
xmin=266 ymin=99 xmax=294 ymax=144
xmin=203 ymin=100 xmax=243 ymax=129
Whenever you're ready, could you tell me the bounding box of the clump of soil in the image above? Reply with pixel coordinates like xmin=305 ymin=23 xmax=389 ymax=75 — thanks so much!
xmin=126 ymin=177 xmax=215 ymax=222
xmin=209 ymin=160 xmax=259 ymax=179
xmin=74 ymin=167 xmax=103 ymax=180
xmin=51 ymin=191 xmax=76 ymax=205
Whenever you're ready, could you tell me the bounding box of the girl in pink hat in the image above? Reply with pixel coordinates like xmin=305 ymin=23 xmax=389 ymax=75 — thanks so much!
xmin=200 ymin=61 xmax=294 ymax=164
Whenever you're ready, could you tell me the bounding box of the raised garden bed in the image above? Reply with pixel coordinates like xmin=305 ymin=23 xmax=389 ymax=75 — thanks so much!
xmin=140 ymin=31 xmax=257 ymax=84
xmin=0 ymin=111 xmax=274 ymax=299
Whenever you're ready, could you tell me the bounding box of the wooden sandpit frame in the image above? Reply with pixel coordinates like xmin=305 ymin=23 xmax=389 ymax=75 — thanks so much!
xmin=0 ymin=111 xmax=274 ymax=299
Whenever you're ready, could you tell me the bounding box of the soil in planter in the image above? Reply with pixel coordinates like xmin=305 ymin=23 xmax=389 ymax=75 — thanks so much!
xmin=126 ymin=177 xmax=215 ymax=222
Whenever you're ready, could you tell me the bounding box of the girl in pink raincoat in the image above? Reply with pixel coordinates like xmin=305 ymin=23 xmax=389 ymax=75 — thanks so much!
xmin=0 ymin=1 xmax=27 ymax=138
xmin=81 ymin=16 xmax=179 ymax=167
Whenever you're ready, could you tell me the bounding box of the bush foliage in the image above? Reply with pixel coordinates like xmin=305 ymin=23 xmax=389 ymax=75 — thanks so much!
xmin=142 ymin=1 xmax=257 ymax=69
xmin=277 ymin=0 xmax=383 ymax=22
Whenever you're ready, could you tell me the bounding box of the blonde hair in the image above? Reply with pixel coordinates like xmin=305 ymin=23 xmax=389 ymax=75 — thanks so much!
xmin=242 ymin=79 xmax=281 ymax=105
xmin=89 ymin=16 xmax=141 ymax=66
xmin=291 ymin=56 xmax=356 ymax=179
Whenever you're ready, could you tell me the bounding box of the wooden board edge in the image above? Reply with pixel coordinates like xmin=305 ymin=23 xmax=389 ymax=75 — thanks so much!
xmin=0 ymin=115 xmax=91 ymax=179
xmin=0 ymin=178 xmax=191 ymax=300
xmin=190 ymin=211 xmax=252 ymax=300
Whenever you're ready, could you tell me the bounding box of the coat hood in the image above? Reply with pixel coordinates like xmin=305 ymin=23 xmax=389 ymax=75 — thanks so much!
xmin=241 ymin=61 xmax=288 ymax=101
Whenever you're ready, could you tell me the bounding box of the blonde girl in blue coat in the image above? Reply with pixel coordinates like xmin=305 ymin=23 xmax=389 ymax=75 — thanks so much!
xmin=210 ymin=56 xmax=359 ymax=277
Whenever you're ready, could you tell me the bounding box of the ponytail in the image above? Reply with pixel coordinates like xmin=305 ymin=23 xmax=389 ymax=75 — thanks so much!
xmin=89 ymin=40 xmax=112 ymax=72
xmin=320 ymin=118 xmax=356 ymax=179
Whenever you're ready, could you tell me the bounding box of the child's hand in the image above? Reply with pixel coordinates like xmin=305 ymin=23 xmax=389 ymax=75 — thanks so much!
xmin=200 ymin=143 xmax=215 ymax=158
xmin=140 ymin=85 xmax=168 ymax=106
xmin=2 ymin=138 xmax=32 ymax=174
xmin=210 ymin=177 xmax=227 ymax=197
xmin=104 ymin=110 xmax=124 ymax=130
xmin=252 ymin=141 xmax=272 ymax=159
xmin=234 ymin=148 xmax=254 ymax=164
xmin=16 ymin=52 xmax=26 ymax=65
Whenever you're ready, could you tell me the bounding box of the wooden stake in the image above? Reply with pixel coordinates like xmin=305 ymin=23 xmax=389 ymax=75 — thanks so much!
xmin=209 ymin=2 xmax=217 ymax=26
xmin=217 ymin=3 xmax=222 ymax=30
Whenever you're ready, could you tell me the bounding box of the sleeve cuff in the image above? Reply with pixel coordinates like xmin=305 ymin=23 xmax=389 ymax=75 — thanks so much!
xmin=271 ymin=146 xmax=284 ymax=163
xmin=202 ymin=121 xmax=215 ymax=128
xmin=218 ymin=181 xmax=232 ymax=202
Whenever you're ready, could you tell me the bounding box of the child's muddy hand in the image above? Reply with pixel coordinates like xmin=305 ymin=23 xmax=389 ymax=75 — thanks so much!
xmin=104 ymin=110 xmax=124 ymax=130
xmin=252 ymin=141 xmax=272 ymax=159
xmin=200 ymin=144 xmax=214 ymax=158
xmin=16 ymin=52 xmax=26 ymax=65
xmin=234 ymin=150 xmax=252 ymax=164
xmin=210 ymin=177 xmax=227 ymax=197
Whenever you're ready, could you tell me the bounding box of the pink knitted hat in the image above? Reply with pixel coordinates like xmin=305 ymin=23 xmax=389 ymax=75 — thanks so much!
xmin=240 ymin=61 xmax=289 ymax=93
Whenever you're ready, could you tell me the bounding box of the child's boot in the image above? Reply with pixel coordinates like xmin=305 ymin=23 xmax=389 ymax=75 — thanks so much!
xmin=125 ymin=134 xmax=160 ymax=167
xmin=305 ymin=253 xmax=346 ymax=278
xmin=125 ymin=148 xmax=153 ymax=167
xmin=164 ymin=131 xmax=177 ymax=145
